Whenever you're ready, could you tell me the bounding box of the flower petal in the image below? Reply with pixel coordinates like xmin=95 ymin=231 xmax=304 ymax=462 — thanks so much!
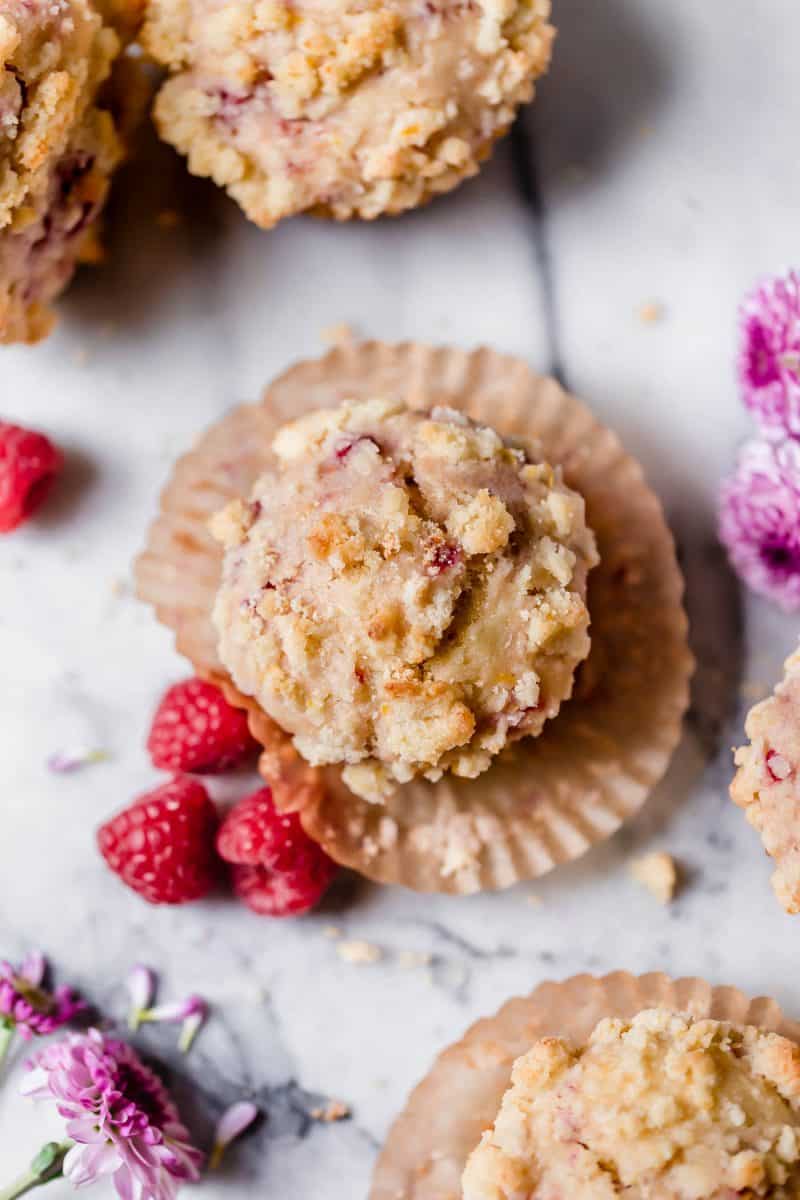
xmin=210 ymin=1101 xmax=259 ymax=1168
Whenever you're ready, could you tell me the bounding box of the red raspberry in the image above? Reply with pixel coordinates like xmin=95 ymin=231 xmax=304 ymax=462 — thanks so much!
xmin=0 ymin=422 xmax=63 ymax=532
xmin=147 ymin=678 xmax=257 ymax=774
xmin=217 ymin=787 xmax=337 ymax=916
xmin=97 ymin=777 xmax=220 ymax=905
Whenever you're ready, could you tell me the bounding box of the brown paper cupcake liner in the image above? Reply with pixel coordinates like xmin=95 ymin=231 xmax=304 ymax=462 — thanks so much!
xmin=369 ymin=971 xmax=800 ymax=1200
xmin=135 ymin=340 xmax=693 ymax=894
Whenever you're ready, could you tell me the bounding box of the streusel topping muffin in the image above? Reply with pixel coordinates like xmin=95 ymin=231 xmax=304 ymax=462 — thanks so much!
xmin=212 ymin=397 xmax=597 ymax=802
xmin=0 ymin=0 xmax=130 ymax=343
xmin=463 ymin=1007 xmax=800 ymax=1200
xmin=732 ymin=644 xmax=800 ymax=914
xmin=141 ymin=0 xmax=554 ymax=227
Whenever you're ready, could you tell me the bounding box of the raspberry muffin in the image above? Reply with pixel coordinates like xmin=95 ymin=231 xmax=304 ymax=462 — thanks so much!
xmin=0 ymin=0 xmax=135 ymax=343
xmin=136 ymin=342 xmax=692 ymax=894
xmin=141 ymin=0 xmax=554 ymax=227
xmin=463 ymin=1008 xmax=800 ymax=1200
xmin=732 ymin=645 xmax=800 ymax=914
xmin=371 ymin=975 xmax=800 ymax=1200
xmin=212 ymin=397 xmax=598 ymax=802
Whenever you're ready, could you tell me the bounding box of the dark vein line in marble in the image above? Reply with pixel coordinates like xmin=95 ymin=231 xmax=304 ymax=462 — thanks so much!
xmin=409 ymin=919 xmax=515 ymax=961
xmin=508 ymin=116 xmax=567 ymax=387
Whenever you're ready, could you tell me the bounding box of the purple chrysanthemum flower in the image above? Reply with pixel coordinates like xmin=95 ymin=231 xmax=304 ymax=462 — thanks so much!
xmin=720 ymin=438 xmax=800 ymax=610
xmin=739 ymin=270 xmax=800 ymax=437
xmin=22 ymin=1029 xmax=203 ymax=1200
xmin=0 ymin=955 xmax=84 ymax=1041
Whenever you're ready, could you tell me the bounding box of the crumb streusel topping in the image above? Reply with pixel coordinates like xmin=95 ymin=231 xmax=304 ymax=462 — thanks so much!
xmin=463 ymin=1007 xmax=800 ymax=1200
xmin=212 ymin=398 xmax=597 ymax=802
xmin=732 ymin=645 xmax=800 ymax=914
xmin=0 ymin=0 xmax=127 ymax=343
xmin=142 ymin=0 xmax=554 ymax=227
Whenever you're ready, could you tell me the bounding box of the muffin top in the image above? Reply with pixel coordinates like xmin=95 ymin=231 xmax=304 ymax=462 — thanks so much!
xmin=0 ymin=0 xmax=124 ymax=341
xmin=142 ymin=0 xmax=554 ymax=226
xmin=212 ymin=397 xmax=597 ymax=801
xmin=462 ymin=1007 xmax=800 ymax=1200
xmin=732 ymin=644 xmax=800 ymax=914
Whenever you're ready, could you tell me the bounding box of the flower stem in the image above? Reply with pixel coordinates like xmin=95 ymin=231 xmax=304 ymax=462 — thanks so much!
xmin=0 ymin=1142 xmax=72 ymax=1200
xmin=0 ymin=1022 xmax=14 ymax=1072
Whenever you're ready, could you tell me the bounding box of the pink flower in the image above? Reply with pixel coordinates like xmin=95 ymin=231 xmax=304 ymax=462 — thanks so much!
xmin=22 ymin=1029 xmax=203 ymax=1200
xmin=0 ymin=955 xmax=83 ymax=1041
xmin=739 ymin=270 xmax=800 ymax=437
xmin=720 ymin=438 xmax=800 ymax=610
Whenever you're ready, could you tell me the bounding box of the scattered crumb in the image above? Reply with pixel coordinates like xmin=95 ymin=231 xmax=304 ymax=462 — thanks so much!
xmin=336 ymin=939 xmax=382 ymax=965
xmin=630 ymin=851 xmax=678 ymax=904
xmin=639 ymin=123 xmax=654 ymax=137
xmin=322 ymin=925 xmax=342 ymax=940
xmin=321 ymin=322 xmax=356 ymax=347
xmin=156 ymin=208 xmax=181 ymax=230
xmin=397 ymin=950 xmax=432 ymax=970
xmin=638 ymin=302 xmax=664 ymax=325
xmin=72 ymin=347 xmax=90 ymax=367
xmin=310 ymin=1099 xmax=350 ymax=1123
xmin=109 ymin=576 xmax=129 ymax=598
xmin=523 ymin=892 xmax=543 ymax=908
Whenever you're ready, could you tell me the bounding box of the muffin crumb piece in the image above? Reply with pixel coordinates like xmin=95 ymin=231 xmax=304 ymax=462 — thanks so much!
xmin=336 ymin=939 xmax=382 ymax=965
xmin=630 ymin=851 xmax=678 ymax=904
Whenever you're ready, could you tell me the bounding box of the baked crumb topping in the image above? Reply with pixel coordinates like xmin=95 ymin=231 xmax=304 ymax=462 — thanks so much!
xmin=0 ymin=0 xmax=132 ymax=342
xmin=142 ymin=0 xmax=554 ymax=226
xmin=732 ymin=645 xmax=800 ymax=914
xmin=463 ymin=1007 xmax=800 ymax=1200
xmin=212 ymin=398 xmax=597 ymax=802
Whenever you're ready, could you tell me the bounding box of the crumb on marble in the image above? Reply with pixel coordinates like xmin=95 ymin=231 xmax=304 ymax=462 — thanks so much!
xmin=310 ymin=1099 xmax=350 ymax=1123
xmin=336 ymin=939 xmax=383 ymax=965
xmin=397 ymin=949 xmax=433 ymax=970
xmin=638 ymin=302 xmax=664 ymax=325
xmin=322 ymin=924 xmax=342 ymax=939
xmin=630 ymin=851 xmax=678 ymax=904
xmin=72 ymin=347 xmax=90 ymax=367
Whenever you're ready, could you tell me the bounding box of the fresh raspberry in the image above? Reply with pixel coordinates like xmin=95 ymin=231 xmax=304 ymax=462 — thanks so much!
xmin=147 ymin=678 xmax=257 ymax=774
xmin=0 ymin=422 xmax=63 ymax=532
xmin=217 ymin=787 xmax=337 ymax=916
xmin=97 ymin=777 xmax=220 ymax=905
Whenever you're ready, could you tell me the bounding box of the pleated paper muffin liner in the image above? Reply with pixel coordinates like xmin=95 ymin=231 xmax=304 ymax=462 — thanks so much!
xmin=135 ymin=340 xmax=693 ymax=894
xmin=369 ymin=971 xmax=800 ymax=1200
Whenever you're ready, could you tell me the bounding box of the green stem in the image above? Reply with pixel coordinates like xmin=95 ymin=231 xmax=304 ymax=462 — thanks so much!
xmin=0 ymin=1023 xmax=14 ymax=1071
xmin=0 ymin=1143 xmax=72 ymax=1200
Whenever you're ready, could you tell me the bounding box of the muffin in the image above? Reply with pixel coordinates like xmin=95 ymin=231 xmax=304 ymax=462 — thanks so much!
xmin=370 ymin=974 xmax=800 ymax=1200
xmin=463 ymin=1008 xmax=800 ymax=1199
xmin=211 ymin=397 xmax=598 ymax=802
xmin=140 ymin=0 xmax=554 ymax=227
xmin=135 ymin=342 xmax=692 ymax=894
xmin=732 ymin=645 xmax=800 ymax=914
xmin=0 ymin=0 xmax=136 ymax=344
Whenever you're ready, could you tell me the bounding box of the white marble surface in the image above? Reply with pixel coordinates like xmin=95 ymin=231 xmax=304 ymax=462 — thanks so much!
xmin=2 ymin=0 xmax=800 ymax=1195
